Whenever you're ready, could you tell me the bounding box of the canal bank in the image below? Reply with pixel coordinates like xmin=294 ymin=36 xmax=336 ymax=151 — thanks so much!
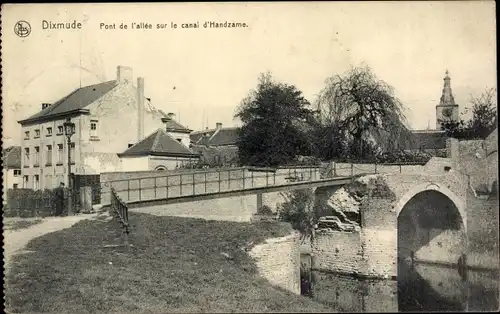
xmin=300 ymin=251 xmax=499 ymax=312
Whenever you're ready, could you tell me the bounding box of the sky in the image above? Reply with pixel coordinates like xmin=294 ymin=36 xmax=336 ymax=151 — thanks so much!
xmin=2 ymin=1 xmax=496 ymax=147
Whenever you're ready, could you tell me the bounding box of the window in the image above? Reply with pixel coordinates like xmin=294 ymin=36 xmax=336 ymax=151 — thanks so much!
xmin=46 ymin=145 xmax=52 ymax=165
xmin=13 ymin=169 xmax=21 ymax=176
xmin=24 ymin=148 xmax=30 ymax=166
xmin=128 ymin=143 xmax=134 ymax=148
xmin=70 ymin=142 xmax=75 ymax=163
xmin=34 ymin=146 xmax=40 ymax=166
xmin=46 ymin=127 xmax=53 ymax=136
xmin=177 ymin=138 xmax=182 ymax=143
xmin=13 ymin=184 xmax=19 ymax=189
xmin=24 ymin=131 xmax=30 ymax=139
xmin=57 ymin=144 xmax=64 ymax=164
xmin=90 ymin=120 xmax=99 ymax=138
xmin=34 ymin=129 xmax=41 ymax=138
xmin=34 ymin=175 xmax=40 ymax=190
xmin=23 ymin=175 xmax=29 ymax=188
xmin=57 ymin=125 xmax=64 ymax=135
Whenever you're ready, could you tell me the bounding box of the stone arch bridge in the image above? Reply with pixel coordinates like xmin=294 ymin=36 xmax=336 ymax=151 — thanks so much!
xmin=311 ymin=167 xmax=470 ymax=280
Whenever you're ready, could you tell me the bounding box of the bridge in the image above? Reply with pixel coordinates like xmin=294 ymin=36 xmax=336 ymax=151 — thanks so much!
xmin=101 ymin=157 xmax=497 ymax=280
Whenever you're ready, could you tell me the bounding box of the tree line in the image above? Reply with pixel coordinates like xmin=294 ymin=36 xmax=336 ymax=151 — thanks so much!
xmin=234 ymin=66 xmax=497 ymax=167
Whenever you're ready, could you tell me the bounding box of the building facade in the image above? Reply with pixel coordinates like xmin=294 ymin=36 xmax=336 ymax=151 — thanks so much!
xmin=17 ymin=65 xmax=173 ymax=189
xmin=118 ymin=127 xmax=199 ymax=171
xmin=2 ymin=146 xmax=22 ymax=201
xmin=190 ymin=123 xmax=240 ymax=166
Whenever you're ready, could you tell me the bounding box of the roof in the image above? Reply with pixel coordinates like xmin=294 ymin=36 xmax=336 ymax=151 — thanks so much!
xmin=2 ymin=146 xmax=21 ymax=169
xmin=160 ymin=116 xmax=192 ymax=133
xmin=118 ymin=128 xmax=199 ymax=158
xmin=18 ymin=80 xmax=118 ymax=125
xmin=190 ymin=129 xmax=217 ymax=144
xmin=207 ymin=127 xmax=240 ymax=146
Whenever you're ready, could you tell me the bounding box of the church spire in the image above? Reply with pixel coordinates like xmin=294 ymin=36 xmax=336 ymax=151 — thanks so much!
xmin=440 ymin=69 xmax=456 ymax=106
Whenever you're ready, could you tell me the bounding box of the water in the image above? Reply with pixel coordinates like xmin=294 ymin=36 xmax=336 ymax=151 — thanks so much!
xmin=305 ymin=258 xmax=499 ymax=312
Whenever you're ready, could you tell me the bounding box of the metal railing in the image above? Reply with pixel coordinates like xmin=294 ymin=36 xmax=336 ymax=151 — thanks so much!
xmin=110 ymin=187 xmax=130 ymax=237
xmin=102 ymin=167 xmax=323 ymax=204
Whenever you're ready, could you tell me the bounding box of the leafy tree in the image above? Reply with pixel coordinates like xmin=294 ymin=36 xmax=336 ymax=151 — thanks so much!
xmin=277 ymin=189 xmax=317 ymax=244
xmin=315 ymin=65 xmax=408 ymax=159
xmin=235 ymin=73 xmax=314 ymax=166
xmin=440 ymin=88 xmax=497 ymax=139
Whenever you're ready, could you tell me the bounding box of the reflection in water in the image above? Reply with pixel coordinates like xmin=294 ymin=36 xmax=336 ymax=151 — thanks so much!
xmin=398 ymin=261 xmax=466 ymax=312
xmin=308 ymin=257 xmax=499 ymax=312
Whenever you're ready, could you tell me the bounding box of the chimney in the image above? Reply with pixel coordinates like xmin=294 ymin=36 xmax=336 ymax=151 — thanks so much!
xmin=167 ymin=112 xmax=176 ymax=120
xmin=216 ymin=122 xmax=222 ymax=130
xmin=137 ymin=77 xmax=145 ymax=142
xmin=41 ymin=103 xmax=51 ymax=110
xmin=117 ymin=65 xmax=133 ymax=84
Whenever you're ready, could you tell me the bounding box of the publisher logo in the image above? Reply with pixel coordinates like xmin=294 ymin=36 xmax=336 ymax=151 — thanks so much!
xmin=14 ymin=21 xmax=31 ymax=37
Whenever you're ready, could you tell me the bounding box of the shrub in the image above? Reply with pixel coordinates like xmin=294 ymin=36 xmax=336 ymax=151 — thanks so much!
xmin=256 ymin=205 xmax=274 ymax=216
xmin=277 ymin=189 xmax=317 ymax=243
xmin=5 ymin=188 xmax=62 ymax=217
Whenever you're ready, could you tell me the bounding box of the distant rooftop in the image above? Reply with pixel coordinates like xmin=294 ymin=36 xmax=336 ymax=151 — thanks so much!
xmin=118 ymin=128 xmax=199 ymax=158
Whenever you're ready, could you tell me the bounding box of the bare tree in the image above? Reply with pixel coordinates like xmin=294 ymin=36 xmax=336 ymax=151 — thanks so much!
xmin=316 ymin=65 xmax=408 ymax=157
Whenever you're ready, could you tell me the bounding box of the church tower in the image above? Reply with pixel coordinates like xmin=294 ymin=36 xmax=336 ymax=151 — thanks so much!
xmin=435 ymin=70 xmax=459 ymax=129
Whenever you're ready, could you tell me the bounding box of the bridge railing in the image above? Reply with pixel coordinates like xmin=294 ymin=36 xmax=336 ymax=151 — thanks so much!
xmin=110 ymin=187 xmax=130 ymax=239
xmin=101 ymin=167 xmax=325 ymax=204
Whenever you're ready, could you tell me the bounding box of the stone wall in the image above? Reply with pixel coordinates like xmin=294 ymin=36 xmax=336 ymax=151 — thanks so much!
xmin=81 ymin=152 xmax=122 ymax=174
xmin=130 ymin=194 xmax=261 ymax=222
xmin=450 ymin=128 xmax=499 ymax=193
xmin=312 ymin=230 xmax=363 ymax=275
xmin=249 ymin=232 xmax=301 ymax=295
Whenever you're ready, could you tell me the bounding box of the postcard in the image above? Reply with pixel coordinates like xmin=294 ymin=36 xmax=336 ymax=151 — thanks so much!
xmin=2 ymin=2 xmax=498 ymax=313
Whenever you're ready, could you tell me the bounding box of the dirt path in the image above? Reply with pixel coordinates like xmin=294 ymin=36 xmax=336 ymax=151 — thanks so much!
xmin=3 ymin=214 xmax=99 ymax=273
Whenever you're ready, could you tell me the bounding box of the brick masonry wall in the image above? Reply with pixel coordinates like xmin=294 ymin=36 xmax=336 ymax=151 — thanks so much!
xmin=312 ymin=230 xmax=363 ymax=275
xmin=130 ymin=194 xmax=261 ymax=222
xmin=466 ymin=192 xmax=499 ymax=269
xmin=453 ymin=129 xmax=498 ymax=193
xmin=249 ymin=232 xmax=301 ymax=295
xmin=361 ymin=228 xmax=397 ymax=278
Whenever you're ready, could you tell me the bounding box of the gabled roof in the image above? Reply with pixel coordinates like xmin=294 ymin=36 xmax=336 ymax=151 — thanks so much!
xmin=18 ymin=80 xmax=118 ymax=125
xmin=207 ymin=127 xmax=240 ymax=146
xmin=2 ymin=146 xmax=21 ymax=169
xmin=190 ymin=128 xmax=217 ymax=144
xmin=158 ymin=110 xmax=192 ymax=133
xmin=118 ymin=128 xmax=199 ymax=158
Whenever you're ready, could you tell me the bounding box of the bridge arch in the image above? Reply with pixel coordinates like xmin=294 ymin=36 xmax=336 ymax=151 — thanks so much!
xmin=394 ymin=182 xmax=466 ymax=231
xmin=155 ymin=165 xmax=167 ymax=171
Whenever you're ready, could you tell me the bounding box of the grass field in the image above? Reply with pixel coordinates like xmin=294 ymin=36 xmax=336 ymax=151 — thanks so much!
xmin=4 ymin=213 xmax=333 ymax=313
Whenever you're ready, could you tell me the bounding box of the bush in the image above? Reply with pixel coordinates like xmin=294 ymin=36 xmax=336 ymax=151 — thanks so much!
xmin=5 ymin=188 xmax=62 ymax=218
xmin=256 ymin=205 xmax=274 ymax=216
xmin=277 ymin=189 xmax=317 ymax=243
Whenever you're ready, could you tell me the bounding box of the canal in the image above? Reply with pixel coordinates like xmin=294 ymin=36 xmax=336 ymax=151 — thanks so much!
xmin=302 ymin=256 xmax=499 ymax=312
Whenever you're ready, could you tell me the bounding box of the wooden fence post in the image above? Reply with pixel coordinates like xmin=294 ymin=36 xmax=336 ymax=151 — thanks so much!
xmin=180 ymin=174 xmax=183 ymax=196
xmin=192 ymin=173 xmax=195 ymax=195
xmin=139 ymin=179 xmax=142 ymax=201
